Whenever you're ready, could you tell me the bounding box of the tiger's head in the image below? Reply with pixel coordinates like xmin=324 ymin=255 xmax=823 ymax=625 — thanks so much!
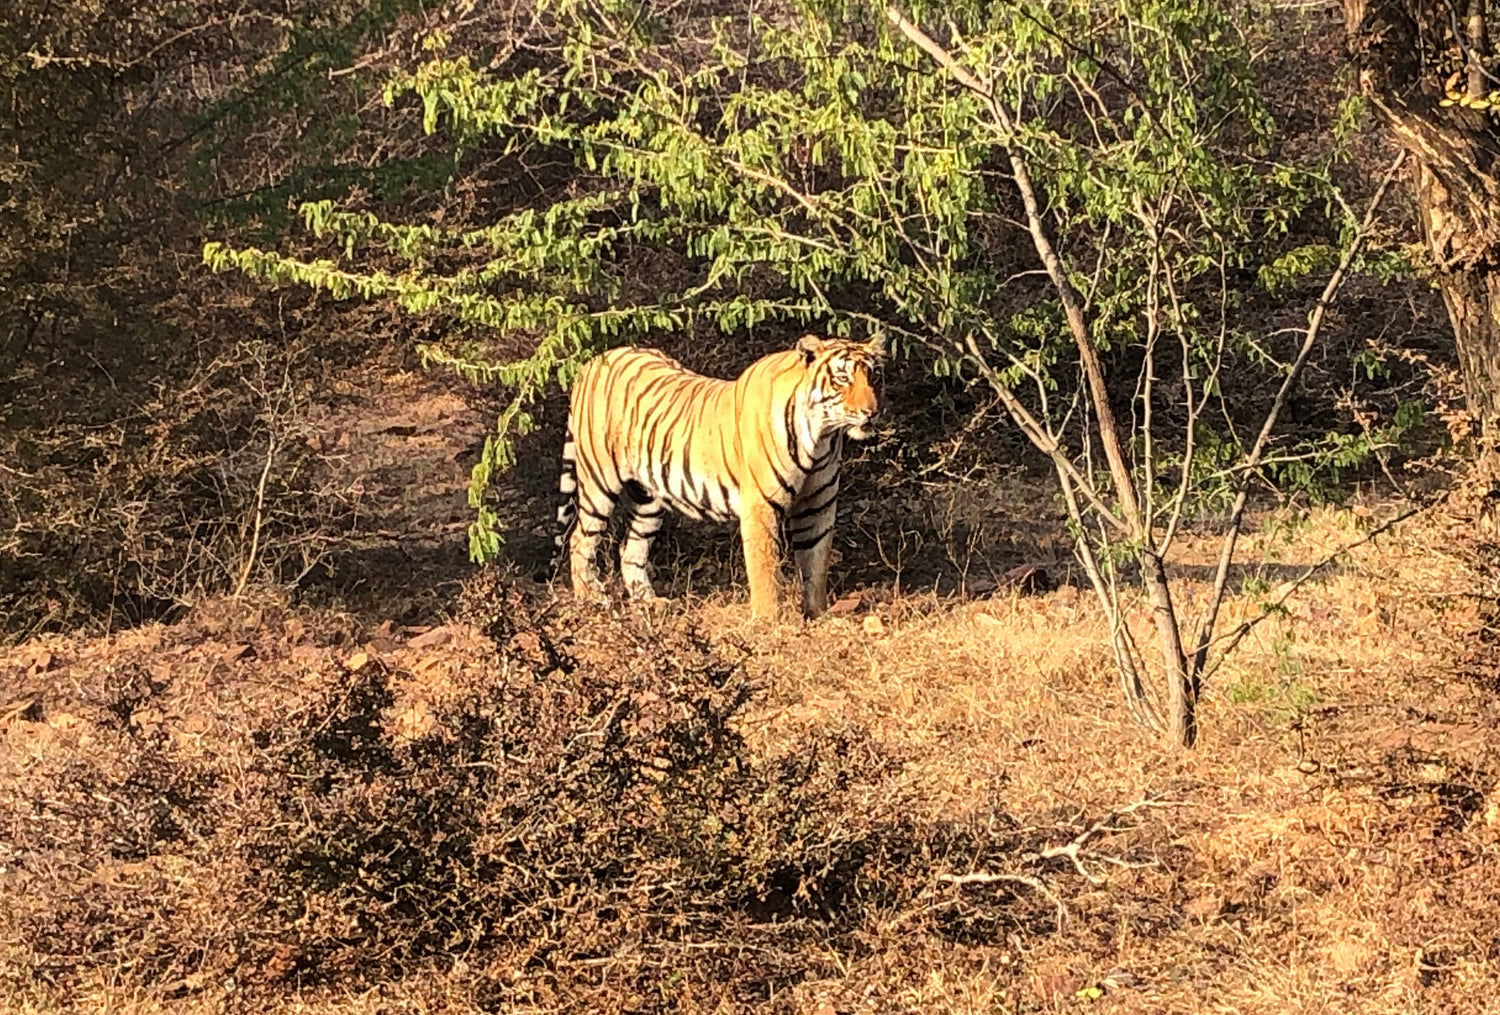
xmin=796 ymin=333 xmax=884 ymax=441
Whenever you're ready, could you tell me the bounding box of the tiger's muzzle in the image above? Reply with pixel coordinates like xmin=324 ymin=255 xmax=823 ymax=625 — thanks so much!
xmin=846 ymin=405 xmax=879 ymax=441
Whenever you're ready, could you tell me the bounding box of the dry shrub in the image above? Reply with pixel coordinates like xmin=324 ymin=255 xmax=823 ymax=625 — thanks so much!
xmin=4 ymin=574 xmax=1104 ymax=1012
xmin=0 ymin=333 xmax=335 ymax=639
xmin=0 ymin=660 xmax=233 ymax=1001
xmin=240 ymin=577 xmax=899 ymax=997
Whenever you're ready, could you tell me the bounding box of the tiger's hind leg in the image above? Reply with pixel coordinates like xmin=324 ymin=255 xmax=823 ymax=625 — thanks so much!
xmin=619 ymin=479 xmax=663 ymax=601
xmin=568 ymin=447 xmax=619 ymax=600
xmin=552 ymin=430 xmax=581 ymax=581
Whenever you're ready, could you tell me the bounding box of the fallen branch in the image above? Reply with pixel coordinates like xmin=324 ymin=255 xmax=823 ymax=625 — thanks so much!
xmin=1034 ymin=798 xmax=1189 ymax=882
xmin=937 ymin=871 xmax=1068 ymax=928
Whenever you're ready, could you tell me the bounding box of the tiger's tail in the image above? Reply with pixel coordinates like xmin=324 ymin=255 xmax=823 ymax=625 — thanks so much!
xmin=551 ymin=427 xmax=579 ymax=580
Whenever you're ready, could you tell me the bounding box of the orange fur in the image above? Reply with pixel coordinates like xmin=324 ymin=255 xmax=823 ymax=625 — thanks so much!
xmin=554 ymin=334 xmax=882 ymax=619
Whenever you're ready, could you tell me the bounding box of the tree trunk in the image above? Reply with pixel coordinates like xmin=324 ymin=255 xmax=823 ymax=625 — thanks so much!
xmin=1344 ymin=0 xmax=1500 ymax=436
xmin=1141 ymin=549 xmax=1195 ymax=747
xmin=1440 ymin=241 xmax=1500 ymax=431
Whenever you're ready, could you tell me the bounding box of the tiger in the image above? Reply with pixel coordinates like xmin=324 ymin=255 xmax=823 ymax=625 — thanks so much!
xmin=553 ymin=333 xmax=883 ymax=620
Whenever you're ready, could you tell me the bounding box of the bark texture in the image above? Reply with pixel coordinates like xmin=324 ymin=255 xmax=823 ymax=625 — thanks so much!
xmin=1344 ymin=0 xmax=1500 ymax=434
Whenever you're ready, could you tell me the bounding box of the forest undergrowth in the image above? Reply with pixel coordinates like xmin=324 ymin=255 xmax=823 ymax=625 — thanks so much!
xmin=4 ymin=479 xmax=1500 ymax=1013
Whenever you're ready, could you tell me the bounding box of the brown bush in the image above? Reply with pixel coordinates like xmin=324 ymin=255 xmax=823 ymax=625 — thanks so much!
xmin=5 ymin=575 xmax=1100 ymax=1011
xmin=0 ymin=328 xmax=339 ymax=638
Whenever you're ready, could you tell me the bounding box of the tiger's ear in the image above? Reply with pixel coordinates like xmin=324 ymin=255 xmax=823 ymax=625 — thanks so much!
xmin=866 ymin=331 xmax=887 ymax=359
xmin=795 ymin=334 xmax=825 ymax=364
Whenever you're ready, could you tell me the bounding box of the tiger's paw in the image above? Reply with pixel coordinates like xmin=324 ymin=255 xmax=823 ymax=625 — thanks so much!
xmin=624 ymin=582 xmax=658 ymax=602
xmin=569 ymin=575 xmax=609 ymax=602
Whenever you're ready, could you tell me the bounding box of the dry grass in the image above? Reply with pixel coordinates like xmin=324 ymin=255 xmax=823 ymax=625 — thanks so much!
xmin=2 ymin=498 xmax=1498 ymax=1014
xmin=695 ymin=499 xmax=1500 ymax=1013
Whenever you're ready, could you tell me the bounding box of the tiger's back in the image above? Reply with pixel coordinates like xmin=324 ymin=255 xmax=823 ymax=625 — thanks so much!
xmin=572 ymin=347 xmax=746 ymax=523
xmin=555 ymin=335 xmax=882 ymax=619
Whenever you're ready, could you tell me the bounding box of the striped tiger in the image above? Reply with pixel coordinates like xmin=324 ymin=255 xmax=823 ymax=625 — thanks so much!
xmin=554 ymin=334 xmax=883 ymax=619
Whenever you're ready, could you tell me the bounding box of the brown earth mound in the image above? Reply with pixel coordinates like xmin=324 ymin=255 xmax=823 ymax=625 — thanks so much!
xmin=5 ymin=502 xmax=1500 ymax=1013
xmin=0 ymin=573 xmax=1103 ymax=1012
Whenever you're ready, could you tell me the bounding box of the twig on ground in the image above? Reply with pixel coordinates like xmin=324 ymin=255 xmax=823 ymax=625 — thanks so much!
xmin=937 ymin=871 xmax=1068 ymax=928
xmin=1034 ymin=798 xmax=1191 ymax=882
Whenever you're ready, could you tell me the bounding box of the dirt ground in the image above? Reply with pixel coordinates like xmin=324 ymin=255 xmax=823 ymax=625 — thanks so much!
xmin=4 ymin=442 xmax=1499 ymax=1013
xmin=3 ymin=294 xmax=1499 ymax=1014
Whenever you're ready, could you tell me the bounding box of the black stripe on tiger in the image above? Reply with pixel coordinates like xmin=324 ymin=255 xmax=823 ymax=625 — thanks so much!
xmin=552 ymin=429 xmax=580 ymax=577
xmin=792 ymin=473 xmax=840 ymax=517
xmin=789 ymin=525 xmax=833 ymax=553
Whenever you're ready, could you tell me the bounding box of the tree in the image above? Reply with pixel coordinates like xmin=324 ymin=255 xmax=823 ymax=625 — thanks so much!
xmin=207 ymin=0 xmax=1402 ymax=746
xmin=0 ymin=0 xmax=426 ymax=370
xmin=1344 ymin=0 xmax=1500 ymax=440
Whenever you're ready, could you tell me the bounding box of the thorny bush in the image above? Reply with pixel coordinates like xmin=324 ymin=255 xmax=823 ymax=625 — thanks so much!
xmin=2 ymin=575 xmax=1094 ymax=1009
xmin=245 ymin=574 xmax=906 ymax=990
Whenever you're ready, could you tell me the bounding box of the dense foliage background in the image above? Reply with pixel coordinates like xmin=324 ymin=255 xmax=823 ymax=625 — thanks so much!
xmin=6 ymin=0 xmax=1475 ymax=740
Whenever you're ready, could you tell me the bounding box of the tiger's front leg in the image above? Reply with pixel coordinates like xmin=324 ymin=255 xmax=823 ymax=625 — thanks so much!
xmin=790 ymin=494 xmax=837 ymax=619
xmin=793 ymin=532 xmax=834 ymax=618
xmin=738 ymin=499 xmax=782 ymax=621
xmin=790 ymin=459 xmax=839 ymax=618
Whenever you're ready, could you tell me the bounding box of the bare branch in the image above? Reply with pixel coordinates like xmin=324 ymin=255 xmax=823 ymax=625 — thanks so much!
xmin=960 ymin=331 xmax=1133 ymax=536
xmin=887 ymin=5 xmax=1144 ymax=537
xmin=1035 ymin=798 xmax=1189 ymax=882
xmin=1054 ymin=458 xmax=1164 ymax=733
xmin=1190 ymin=150 xmax=1407 ymax=676
xmin=1203 ymin=499 xmax=1434 ymax=679
xmin=725 ymin=159 xmax=818 ymax=213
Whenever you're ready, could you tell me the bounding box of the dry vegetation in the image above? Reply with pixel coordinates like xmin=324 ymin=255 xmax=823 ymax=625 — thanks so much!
xmin=6 ymin=3 xmax=1500 ymax=1011
xmin=4 ymin=476 xmax=1499 ymax=1012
